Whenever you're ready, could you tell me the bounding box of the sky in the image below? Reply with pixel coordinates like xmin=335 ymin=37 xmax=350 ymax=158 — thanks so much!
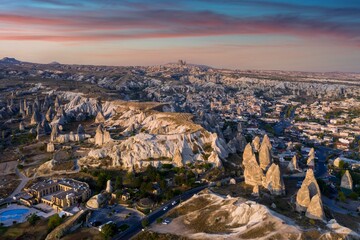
xmin=1 ymin=0 xmax=360 ymax=72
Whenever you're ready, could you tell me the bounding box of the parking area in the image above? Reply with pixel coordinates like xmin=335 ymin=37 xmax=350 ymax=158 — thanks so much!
xmin=88 ymin=204 xmax=143 ymax=229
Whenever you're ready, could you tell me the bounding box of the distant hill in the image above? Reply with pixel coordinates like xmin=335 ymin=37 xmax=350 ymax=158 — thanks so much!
xmin=0 ymin=57 xmax=22 ymax=64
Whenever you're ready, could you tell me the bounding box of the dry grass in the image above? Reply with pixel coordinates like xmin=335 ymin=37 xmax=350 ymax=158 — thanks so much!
xmin=61 ymin=227 xmax=103 ymax=240
xmin=133 ymin=230 xmax=189 ymax=240
xmin=167 ymin=196 xmax=212 ymax=218
xmin=239 ymin=221 xmax=276 ymax=239
xmin=0 ymin=218 xmax=49 ymax=240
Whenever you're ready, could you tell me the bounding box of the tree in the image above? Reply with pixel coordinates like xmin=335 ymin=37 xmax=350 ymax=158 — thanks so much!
xmin=47 ymin=214 xmax=63 ymax=231
xmin=141 ymin=218 xmax=149 ymax=228
xmin=338 ymin=191 xmax=346 ymax=202
xmin=115 ymin=176 xmax=122 ymax=190
xmin=338 ymin=160 xmax=345 ymax=169
xmin=101 ymin=223 xmax=117 ymax=240
xmin=27 ymin=213 xmax=40 ymax=226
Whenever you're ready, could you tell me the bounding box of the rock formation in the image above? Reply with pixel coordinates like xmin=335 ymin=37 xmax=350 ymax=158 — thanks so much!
xmin=252 ymin=136 xmax=261 ymax=152
xmin=242 ymin=143 xmax=254 ymax=166
xmin=305 ymin=194 xmax=325 ymax=220
xmin=47 ymin=142 xmax=55 ymax=152
xmin=30 ymin=110 xmax=42 ymax=125
xmin=307 ymin=148 xmax=315 ymax=167
xmin=244 ymin=154 xmax=264 ymax=186
xmin=86 ymin=194 xmax=107 ymax=209
xmin=45 ymin=106 xmax=54 ymax=122
xmin=263 ymin=163 xmax=285 ymax=196
xmin=340 ymin=170 xmax=353 ymax=190
xmin=296 ymin=169 xmax=324 ymax=220
xmin=296 ymin=184 xmax=311 ymax=212
xmin=95 ymin=111 xmax=106 ymax=123
xmin=258 ymin=134 xmax=272 ymax=171
xmin=287 ymin=155 xmax=300 ymax=172
xmin=50 ymin=124 xmax=59 ymax=142
xmin=173 ymin=147 xmax=184 ymax=167
xmin=94 ymin=124 xmax=112 ymax=146
xmin=19 ymin=121 xmax=25 ymax=131
xmin=106 ymin=180 xmax=113 ymax=193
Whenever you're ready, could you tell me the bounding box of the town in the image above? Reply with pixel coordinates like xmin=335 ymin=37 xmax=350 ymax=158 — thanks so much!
xmin=0 ymin=58 xmax=359 ymax=239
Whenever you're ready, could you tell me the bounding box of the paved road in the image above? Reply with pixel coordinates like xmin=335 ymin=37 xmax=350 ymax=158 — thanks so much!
xmin=113 ymin=185 xmax=208 ymax=240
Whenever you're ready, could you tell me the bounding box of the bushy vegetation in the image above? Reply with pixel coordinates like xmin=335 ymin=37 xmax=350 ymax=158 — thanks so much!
xmin=47 ymin=214 xmax=63 ymax=232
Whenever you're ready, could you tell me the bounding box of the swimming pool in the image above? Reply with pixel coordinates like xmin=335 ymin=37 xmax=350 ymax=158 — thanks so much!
xmin=0 ymin=209 xmax=30 ymax=222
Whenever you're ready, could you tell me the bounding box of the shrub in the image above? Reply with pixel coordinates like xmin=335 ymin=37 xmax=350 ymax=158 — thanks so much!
xmin=47 ymin=214 xmax=63 ymax=232
xmin=101 ymin=222 xmax=117 ymax=239
xmin=348 ymin=192 xmax=359 ymax=200
xmin=338 ymin=191 xmax=346 ymax=202
xmin=141 ymin=218 xmax=149 ymax=228
xmin=27 ymin=213 xmax=40 ymax=226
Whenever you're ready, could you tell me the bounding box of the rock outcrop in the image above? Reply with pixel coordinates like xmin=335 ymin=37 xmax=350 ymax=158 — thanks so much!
xmin=30 ymin=110 xmax=42 ymax=125
xmin=340 ymin=170 xmax=353 ymax=190
xmin=94 ymin=124 xmax=112 ymax=146
xmin=263 ymin=163 xmax=285 ymax=196
xmin=244 ymin=155 xmax=264 ymax=186
xmin=252 ymin=136 xmax=261 ymax=152
xmin=259 ymin=135 xmax=272 ymax=171
xmin=19 ymin=121 xmax=25 ymax=131
xmin=296 ymin=169 xmax=324 ymax=220
xmin=287 ymin=155 xmax=300 ymax=172
xmin=307 ymin=148 xmax=315 ymax=167
xmin=173 ymin=147 xmax=184 ymax=167
xmin=242 ymin=143 xmax=254 ymax=166
xmin=95 ymin=111 xmax=106 ymax=123
xmin=305 ymin=194 xmax=325 ymax=220
xmin=47 ymin=142 xmax=55 ymax=152
xmin=106 ymin=180 xmax=113 ymax=193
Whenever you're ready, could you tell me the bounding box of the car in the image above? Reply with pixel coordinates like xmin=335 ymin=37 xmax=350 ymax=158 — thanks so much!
xmin=163 ymin=206 xmax=168 ymax=211
xmin=162 ymin=219 xmax=171 ymax=225
xmin=171 ymin=201 xmax=177 ymax=206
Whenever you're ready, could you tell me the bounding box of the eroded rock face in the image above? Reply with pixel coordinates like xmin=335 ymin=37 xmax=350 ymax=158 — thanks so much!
xmin=95 ymin=111 xmax=105 ymax=123
xmin=296 ymin=169 xmax=324 ymax=220
xmin=94 ymin=124 xmax=112 ymax=146
xmin=19 ymin=121 xmax=25 ymax=131
xmin=30 ymin=110 xmax=42 ymax=125
xmin=244 ymin=155 xmax=264 ymax=186
xmin=307 ymin=148 xmax=315 ymax=167
xmin=287 ymin=155 xmax=300 ymax=172
xmin=242 ymin=143 xmax=254 ymax=166
xmin=106 ymin=180 xmax=113 ymax=193
xmin=302 ymin=169 xmax=321 ymax=197
xmin=263 ymin=163 xmax=285 ymax=196
xmin=47 ymin=143 xmax=55 ymax=153
xmin=296 ymin=184 xmax=311 ymax=212
xmin=252 ymin=136 xmax=261 ymax=152
xmin=259 ymin=144 xmax=271 ymax=171
xmin=341 ymin=170 xmax=353 ymax=190
xmin=257 ymin=134 xmax=272 ymax=171
xmin=86 ymin=194 xmax=107 ymax=209
xmin=173 ymin=147 xmax=184 ymax=167
xmin=305 ymin=194 xmax=325 ymax=220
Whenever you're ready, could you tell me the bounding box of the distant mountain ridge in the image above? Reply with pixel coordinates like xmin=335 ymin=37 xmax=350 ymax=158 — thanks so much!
xmin=0 ymin=57 xmax=22 ymax=64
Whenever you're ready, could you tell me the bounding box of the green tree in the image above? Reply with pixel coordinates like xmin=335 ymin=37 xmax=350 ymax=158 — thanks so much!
xmin=47 ymin=214 xmax=63 ymax=231
xmin=348 ymin=192 xmax=359 ymax=200
xmin=338 ymin=160 xmax=345 ymax=169
xmin=338 ymin=191 xmax=346 ymax=202
xmin=97 ymin=171 xmax=110 ymax=190
xmin=101 ymin=223 xmax=117 ymax=240
xmin=141 ymin=218 xmax=149 ymax=228
xmin=115 ymin=176 xmax=122 ymax=190
xmin=27 ymin=213 xmax=40 ymax=226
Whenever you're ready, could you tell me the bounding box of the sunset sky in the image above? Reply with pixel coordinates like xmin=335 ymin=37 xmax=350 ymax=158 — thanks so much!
xmin=1 ymin=0 xmax=360 ymax=72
